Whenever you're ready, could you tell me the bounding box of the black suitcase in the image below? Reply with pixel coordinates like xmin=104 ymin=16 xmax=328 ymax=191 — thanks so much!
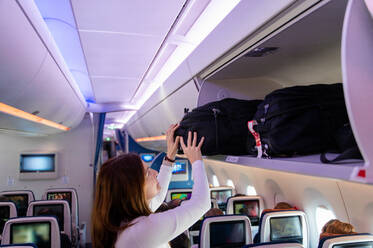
xmin=175 ymin=98 xmax=262 ymax=155
xmin=248 ymin=83 xmax=350 ymax=157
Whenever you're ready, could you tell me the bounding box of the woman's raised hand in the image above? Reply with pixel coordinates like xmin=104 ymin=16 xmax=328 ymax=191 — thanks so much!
xmin=180 ymin=131 xmax=205 ymax=164
xmin=166 ymin=124 xmax=180 ymax=160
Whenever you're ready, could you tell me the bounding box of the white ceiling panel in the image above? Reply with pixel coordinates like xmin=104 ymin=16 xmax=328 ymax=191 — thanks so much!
xmin=91 ymin=77 xmax=139 ymax=103
xmin=80 ymin=31 xmax=162 ymax=78
xmin=71 ymin=0 xmax=185 ymax=35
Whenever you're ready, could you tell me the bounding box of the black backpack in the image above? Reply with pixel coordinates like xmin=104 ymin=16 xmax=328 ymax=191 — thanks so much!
xmin=175 ymin=98 xmax=262 ymax=155
xmin=248 ymin=83 xmax=351 ymax=157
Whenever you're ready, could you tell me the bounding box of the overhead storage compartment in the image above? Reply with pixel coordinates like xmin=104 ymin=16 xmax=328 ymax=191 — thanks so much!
xmin=0 ymin=0 xmax=86 ymax=135
xmin=195 ymin=0 xmax=373 ymax=182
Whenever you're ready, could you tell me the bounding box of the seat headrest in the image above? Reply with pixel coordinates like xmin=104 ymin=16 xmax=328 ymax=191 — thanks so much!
xmin=318 ymin=233 xmax=373 ymax=248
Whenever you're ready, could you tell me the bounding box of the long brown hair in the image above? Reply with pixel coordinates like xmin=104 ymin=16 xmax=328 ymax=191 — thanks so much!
xmin=91 ymin=153 xmax=152 ymax=248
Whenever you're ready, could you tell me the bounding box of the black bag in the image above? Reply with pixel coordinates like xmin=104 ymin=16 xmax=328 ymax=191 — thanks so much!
xmin=175 ymin=98 xmax=262 ymax=156
xmin=248 ymin=83 xmax=350 ymax=157
xmin=320 ymin=123 xmax=363 ymax=163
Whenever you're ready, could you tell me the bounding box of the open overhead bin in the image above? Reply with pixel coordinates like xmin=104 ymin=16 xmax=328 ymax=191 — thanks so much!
xmin=196 ymin=0 xmax=373 ymax=183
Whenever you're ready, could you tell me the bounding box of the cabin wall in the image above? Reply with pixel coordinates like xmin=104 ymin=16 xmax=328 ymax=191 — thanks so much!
xmin=205 ymin=159 xmax=373 ymax=248
xmin=0 ymin=114 xmax=94 ymax=242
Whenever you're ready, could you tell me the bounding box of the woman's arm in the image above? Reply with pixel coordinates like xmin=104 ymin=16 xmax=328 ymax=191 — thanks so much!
xmin=149 ymin=162 xmax=173 ymax=211
xmin=149 ymin=124 xmax=180 ymax=211
xmin=117 ymin=159 xmax=210 ymax=247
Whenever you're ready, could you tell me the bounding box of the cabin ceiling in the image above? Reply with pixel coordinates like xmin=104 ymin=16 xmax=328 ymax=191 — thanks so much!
xmin=70 ymin=1 xmax=187 ymax=118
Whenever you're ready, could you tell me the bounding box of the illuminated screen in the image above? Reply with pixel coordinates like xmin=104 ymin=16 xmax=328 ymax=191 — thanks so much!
xmin=3 ymin=194 xmax=28 ymax=217
xmin=171 ymin=192 xmax=191 ymax=200
xmin=234 ymin=200 xmax=259 ymax=226
xmin=34 ymin=204 xmax=64 ymax=230
xmin=47 ymin=192 xmax=72 ymax=209
xmin=10 ymin=222 xmax=51 ymax=248
xmin=172 ymin=160 xmax=187 ymax=175
xmin=0 ymin=206 xmax=10 ymax=234
xmin=20 ymin=154 xmax=55 ymax=173
xmin=270 ymin=216 xmax=302 ymax=241
xmin=211 ymin=190 xmax=232 ymax=204
xmin=210 ymin=220 xmax=245 ymax=247
xmin=140 ymin=153 xmax=155 ymax=163
xmin=333 ymin=242 xmax=373 ymax=248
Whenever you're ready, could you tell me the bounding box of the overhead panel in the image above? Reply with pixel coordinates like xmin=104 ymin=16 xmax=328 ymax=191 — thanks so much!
xmin=71 ymin=0 xmax=186 ymax=106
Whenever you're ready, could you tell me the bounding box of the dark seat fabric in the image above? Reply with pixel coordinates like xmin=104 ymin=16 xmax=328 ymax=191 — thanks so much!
xmin=61 ymin=233 xmax=72 ymax=248
xmin=244 ymin=240 xmax=301 ymax=247
xmin=254 ymin=209 xmax=300 ymax=243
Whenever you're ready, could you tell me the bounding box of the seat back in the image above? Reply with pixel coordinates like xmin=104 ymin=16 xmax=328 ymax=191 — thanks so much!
xmin=27 ymin=200 xmax=72 ymax=240
xmin=166 ymin=189 xmax=192 ymax=202
xmin=0 ymin=202 xmax=17 ymax=240
xmin=209 ymin=186 xmax=234 ymax=212
xmin=259 ymin=210 xmax=309 ymax=248
xmin=0 ymin=191 xmax=35 ymax=217
xmin=318 ymin=233 xmax=373 ymax=248
xmin=42 ymin=188 xmax=78 ymax=245
xmin=1 ymin=216 xmax=61 ymax=248
xmin=0 ymin=244 xmax=37 ymax=247
xmin=244 ymin=241 xmax=304 ymax=247
xmin=226 ymin=195 xmax=264 ymax=240
xmin=199 ymin=215 xmax=252 ymax=248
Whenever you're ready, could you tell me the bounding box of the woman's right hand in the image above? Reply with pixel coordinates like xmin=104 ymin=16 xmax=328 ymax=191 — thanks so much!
xmin=180 ymin=131 xmax=205 ymax=164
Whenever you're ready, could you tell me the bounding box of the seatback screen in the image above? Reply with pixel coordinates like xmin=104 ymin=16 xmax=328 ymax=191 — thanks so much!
xmin=233 ymin=200 xmax=259 ymax=226
xmin=171 ymin=192 xmax=191 ymax=200
xmin=333 ymin=242 xmax=373 ymax=248
xmin=20 ymin=154 xmax=55 ymax=172
xmin=3 ymin=194 xmax=28 ymax=217
xmin=210 ymin=220 xmax=245 ymax=247
xmin=34 ymin=204 xmax=64 ymax=231
xmin=10 ymin=222 xmax=51 ymax=248
xmin=172 ymin=160 xmax=187 ymax=174
xmin=211 ymin=190 xmax=232 ymax=204
xmin=0 ymin=206 xmax=10 ymax=234
xmin=270 ymin=216 xmax=302 ymax=241
xmin=47 ymin=192 xmax=72 ymax=209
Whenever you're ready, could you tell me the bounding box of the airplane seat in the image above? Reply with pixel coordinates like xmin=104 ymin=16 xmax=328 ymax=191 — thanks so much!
xmin=198 ymin=214 xmax=252 ymax=248
xmin=318 ymin=233 xmax=373 ymax=248
xmin=243 ymin=240 xmax=304 ymax=247
xmin=226 ymin=195 xmax=264 ymax=240
xmin=0 ymin=202 xmax=17 ymax=241
xmin=26 ymin=200 xmax=72 ymax=243
xmin=166 ymin=189 xmax=192 ymax=202
xmin=255 ymin=210 xmax=309 ymax=248
xmin=0 ymin=191 xmax=35 ymax=217
xmin=0 ymin=244 xmax=38 ymax=247
xmin=189 ymin=199 xmax=222 ymax=246
xmin=1 ymin=216 xmax=61 ymax=248
xmin=209 ymin=186 xmax=234 ymax=213
xmin=42 ymin=188 xmax=80 ymax=247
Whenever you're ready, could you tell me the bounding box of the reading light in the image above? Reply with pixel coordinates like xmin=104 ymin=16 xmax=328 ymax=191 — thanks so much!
xmin=135 ymin=135 xmax=166 ymax=142
xmin=119 ymin=0 xmax=240 ymax=125
xmin=0 ymin=102 xmax=70 ymax=131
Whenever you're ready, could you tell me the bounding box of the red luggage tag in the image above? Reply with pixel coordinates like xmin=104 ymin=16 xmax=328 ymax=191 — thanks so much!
xmin=248 ymin=120 xmax=263 ymax=158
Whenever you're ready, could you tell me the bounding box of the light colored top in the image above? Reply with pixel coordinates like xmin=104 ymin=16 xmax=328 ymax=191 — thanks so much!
xmin=115 ymin=160 xmax=211 ymax=248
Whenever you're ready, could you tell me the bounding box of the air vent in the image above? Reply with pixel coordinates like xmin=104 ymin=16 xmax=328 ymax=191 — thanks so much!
xmin=244 ymin=47 xmax=279 ymax=57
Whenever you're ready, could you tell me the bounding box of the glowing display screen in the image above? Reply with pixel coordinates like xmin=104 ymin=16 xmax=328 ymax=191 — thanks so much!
xmin=20 ymin=154 xmax=55 ymax=172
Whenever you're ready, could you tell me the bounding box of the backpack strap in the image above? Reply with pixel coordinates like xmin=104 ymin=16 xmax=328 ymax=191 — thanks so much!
xmin=320 ymin=147 xmax=363 ymax=164
xmin=212 ymin=108 xmax=221 ymax=153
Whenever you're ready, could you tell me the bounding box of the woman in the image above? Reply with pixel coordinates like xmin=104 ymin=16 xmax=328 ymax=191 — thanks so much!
xmin=91 ymin=124 xmax=211 ymax=248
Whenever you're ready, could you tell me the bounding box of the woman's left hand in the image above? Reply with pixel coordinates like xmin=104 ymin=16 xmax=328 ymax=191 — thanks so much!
xmin=166 ymin=124 xmax=180 ymax=160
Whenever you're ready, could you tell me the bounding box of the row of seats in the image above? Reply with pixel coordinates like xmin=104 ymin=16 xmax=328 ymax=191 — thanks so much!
xmin=167 ymin=188 xmax=373 ymax=248
xmin=0 ymin=188 xmax=85 ymax=248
